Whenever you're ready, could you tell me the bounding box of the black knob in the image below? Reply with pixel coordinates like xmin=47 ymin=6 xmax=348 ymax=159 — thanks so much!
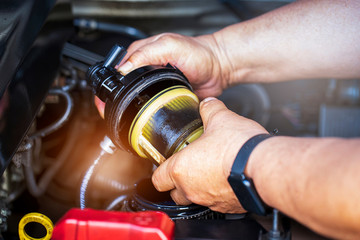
xmin=103 ymin=45 xmax=127 ymax=68
xmin=87 ymin=45 xmax=128 ymax=102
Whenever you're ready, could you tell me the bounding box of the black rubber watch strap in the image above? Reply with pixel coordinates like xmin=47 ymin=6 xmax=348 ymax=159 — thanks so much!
xmin=228 ymin=133 xmax=273 ymax=215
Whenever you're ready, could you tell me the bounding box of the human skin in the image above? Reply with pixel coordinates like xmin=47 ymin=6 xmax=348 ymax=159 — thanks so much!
xmin=95 ymin=0 xmax=360 ymax=238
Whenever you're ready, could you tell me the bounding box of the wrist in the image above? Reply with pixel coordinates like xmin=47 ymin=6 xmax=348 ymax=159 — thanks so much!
xmin=207 ymin=31 xmax=234 ymax=90
xmin=227 ymin=133 xmax=274 ymax=215
xmin=213 ymin=20 xmax=287 ymax=85
xmin=245 ymin=133 xmax=277 ymax=181
xmin=222 ymin=130 xmax=269 ymax=180
xmin=213 ymin=23 xmax=256 ymax=87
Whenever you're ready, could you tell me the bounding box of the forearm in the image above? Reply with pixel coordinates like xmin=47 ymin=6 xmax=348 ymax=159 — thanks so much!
xmin=247 ymin=136 xmax=360 ymax=239
xmin=212 ymin=0 xmax=360 ymax=86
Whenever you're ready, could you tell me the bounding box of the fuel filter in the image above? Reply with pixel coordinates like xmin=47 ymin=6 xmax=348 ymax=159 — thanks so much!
xmin=87 ymin=44 xmax=203 ymax=165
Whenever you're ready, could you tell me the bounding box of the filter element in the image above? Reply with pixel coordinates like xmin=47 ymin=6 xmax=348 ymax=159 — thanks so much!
xmin=129 ymin=85 xmax=203 ymax=164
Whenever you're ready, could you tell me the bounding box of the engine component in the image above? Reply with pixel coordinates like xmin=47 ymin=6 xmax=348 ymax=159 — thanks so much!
xmin=219 ymin=84 xmax=270 ymax=126
xmin=319 ymin=105 xmax=360 ymax=137
xmin=30 ymin=88 xmax=73 ymax=139
xmin=52 ymin=209 xmax=174 ymax=240
xmin=87 ymin=45 xmax=203 ymax=165
xmin=1 ymin=1 xmax=343 ymax=239
xmin=18 ymin=212 xmax=54 ymax=240
xmin=319 ymin=79 xmax=360 ymax=137
xmin=74 ymin=19 xmax=148 ymax=40
xmin=122 ymin=178 xmax=220 ymax=220
xmin=79 ymin=136 xmax=118 ymax=209
xmin=259 ymin=209 xmax=291 ymax=240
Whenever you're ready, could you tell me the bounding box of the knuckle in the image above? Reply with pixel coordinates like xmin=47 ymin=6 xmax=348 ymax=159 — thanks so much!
xmin=157 ymin=33 xmax=181 ymax=46
xmin=157 ymin=32 xmax=177 ymax=40
xmin=171 ymin=162 xmax=182 ymax=179
xmin=127 ymin=40 xmax=143 ymax=51
xmin=168 ymin=155 xmax=182 ymax=178
xmin=128 ymin=49 xmax=152 ymax=67
xmin=170 ymin=190 xmax=181 ymax=204
xmin=206 ymin=109 xmax=228 ymax=125
xmin=173 ymin=192 xmax=192 ymax=206
xmin=131 ymin=48 xmax=146 ymax=60
xmin=186 ymin=194 xmax=199 ymax=204
xmin=209 ymin=205 xmax=224 ymax=213
xmin=151 ymin=174 xmax=160 ymax=189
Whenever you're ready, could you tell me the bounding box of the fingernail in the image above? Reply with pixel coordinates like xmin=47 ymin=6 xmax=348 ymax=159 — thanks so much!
xmin=118 ymin=61 xmax=133 ymax=75
xmin=202 ymin=97 xmax=217 ymax=103
xmin=200 ymin=97 xmax=216 ymax=108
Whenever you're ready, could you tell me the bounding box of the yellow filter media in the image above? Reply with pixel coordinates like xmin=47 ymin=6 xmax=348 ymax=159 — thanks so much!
xmin=129 ymin=85 xmax=203 ymax=164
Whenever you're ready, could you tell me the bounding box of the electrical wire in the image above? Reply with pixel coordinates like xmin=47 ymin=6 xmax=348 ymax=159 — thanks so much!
xmin=29 ymin=88 xmax=73 ymax=139
xmin=24 ymin=119 xmax=81 ymax=197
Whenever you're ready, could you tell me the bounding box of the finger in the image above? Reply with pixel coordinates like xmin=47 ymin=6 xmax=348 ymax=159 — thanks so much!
xmin=170 ymin=188 xmax=192 ymax=206
xmin=125 ymin=34 xmax=161 ymax=57
xmin=152 ymin=158 xmax=175 ymax=192
xmin=118 ymin=46 xmax=174 ymax=75
xmin=115 ymin=36 xmax=160 ymax=73
xmin=94 ymin=96 xmax=105 ymax=119
xmin=199 ymin=97 xmax=228 ymax=130
xmin=118 ymin=34 xmax=181 ymax=74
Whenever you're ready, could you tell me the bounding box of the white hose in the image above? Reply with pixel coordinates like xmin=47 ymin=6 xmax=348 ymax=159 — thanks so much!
xmin=79 ymin=136 xmax=117 ymax=209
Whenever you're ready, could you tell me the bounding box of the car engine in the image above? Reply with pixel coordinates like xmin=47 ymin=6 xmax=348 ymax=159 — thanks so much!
xmin=0 ymin=0 xmax=359 ymax=239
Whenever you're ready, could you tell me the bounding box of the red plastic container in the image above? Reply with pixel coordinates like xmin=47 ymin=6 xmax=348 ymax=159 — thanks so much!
xmin=52 ymin=209 xmax=174 ymax=240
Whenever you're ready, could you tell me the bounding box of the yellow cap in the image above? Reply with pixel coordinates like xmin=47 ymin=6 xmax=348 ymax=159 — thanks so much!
xmin=18 ymin=212 xmax=53 ymax=240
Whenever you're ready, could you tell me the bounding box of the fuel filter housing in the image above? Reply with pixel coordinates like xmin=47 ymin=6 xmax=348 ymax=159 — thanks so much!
xmin=87 ymin=45 xmax=203 ymax=165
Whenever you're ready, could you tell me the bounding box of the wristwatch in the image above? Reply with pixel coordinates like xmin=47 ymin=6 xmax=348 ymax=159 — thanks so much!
xmin=227 ymin=133 xmax=273 ymax=215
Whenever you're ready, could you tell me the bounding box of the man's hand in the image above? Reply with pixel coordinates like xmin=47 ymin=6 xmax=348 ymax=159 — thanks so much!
xmin=95 ymin=33 xmax=233 ymax=118
xmin=151 ymin=97 xmax=268 ymax=213
xmin=117 ymin=33 xmax=231 ymax=99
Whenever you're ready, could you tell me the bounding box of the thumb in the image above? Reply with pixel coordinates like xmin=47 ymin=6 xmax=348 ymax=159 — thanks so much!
xmin=199 ymin=97 xmax=228 ymax=130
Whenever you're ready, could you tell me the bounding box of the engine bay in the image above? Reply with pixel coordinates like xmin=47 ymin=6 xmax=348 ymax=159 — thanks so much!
xmin=0 ymin=0 xmax=359 ymax=239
